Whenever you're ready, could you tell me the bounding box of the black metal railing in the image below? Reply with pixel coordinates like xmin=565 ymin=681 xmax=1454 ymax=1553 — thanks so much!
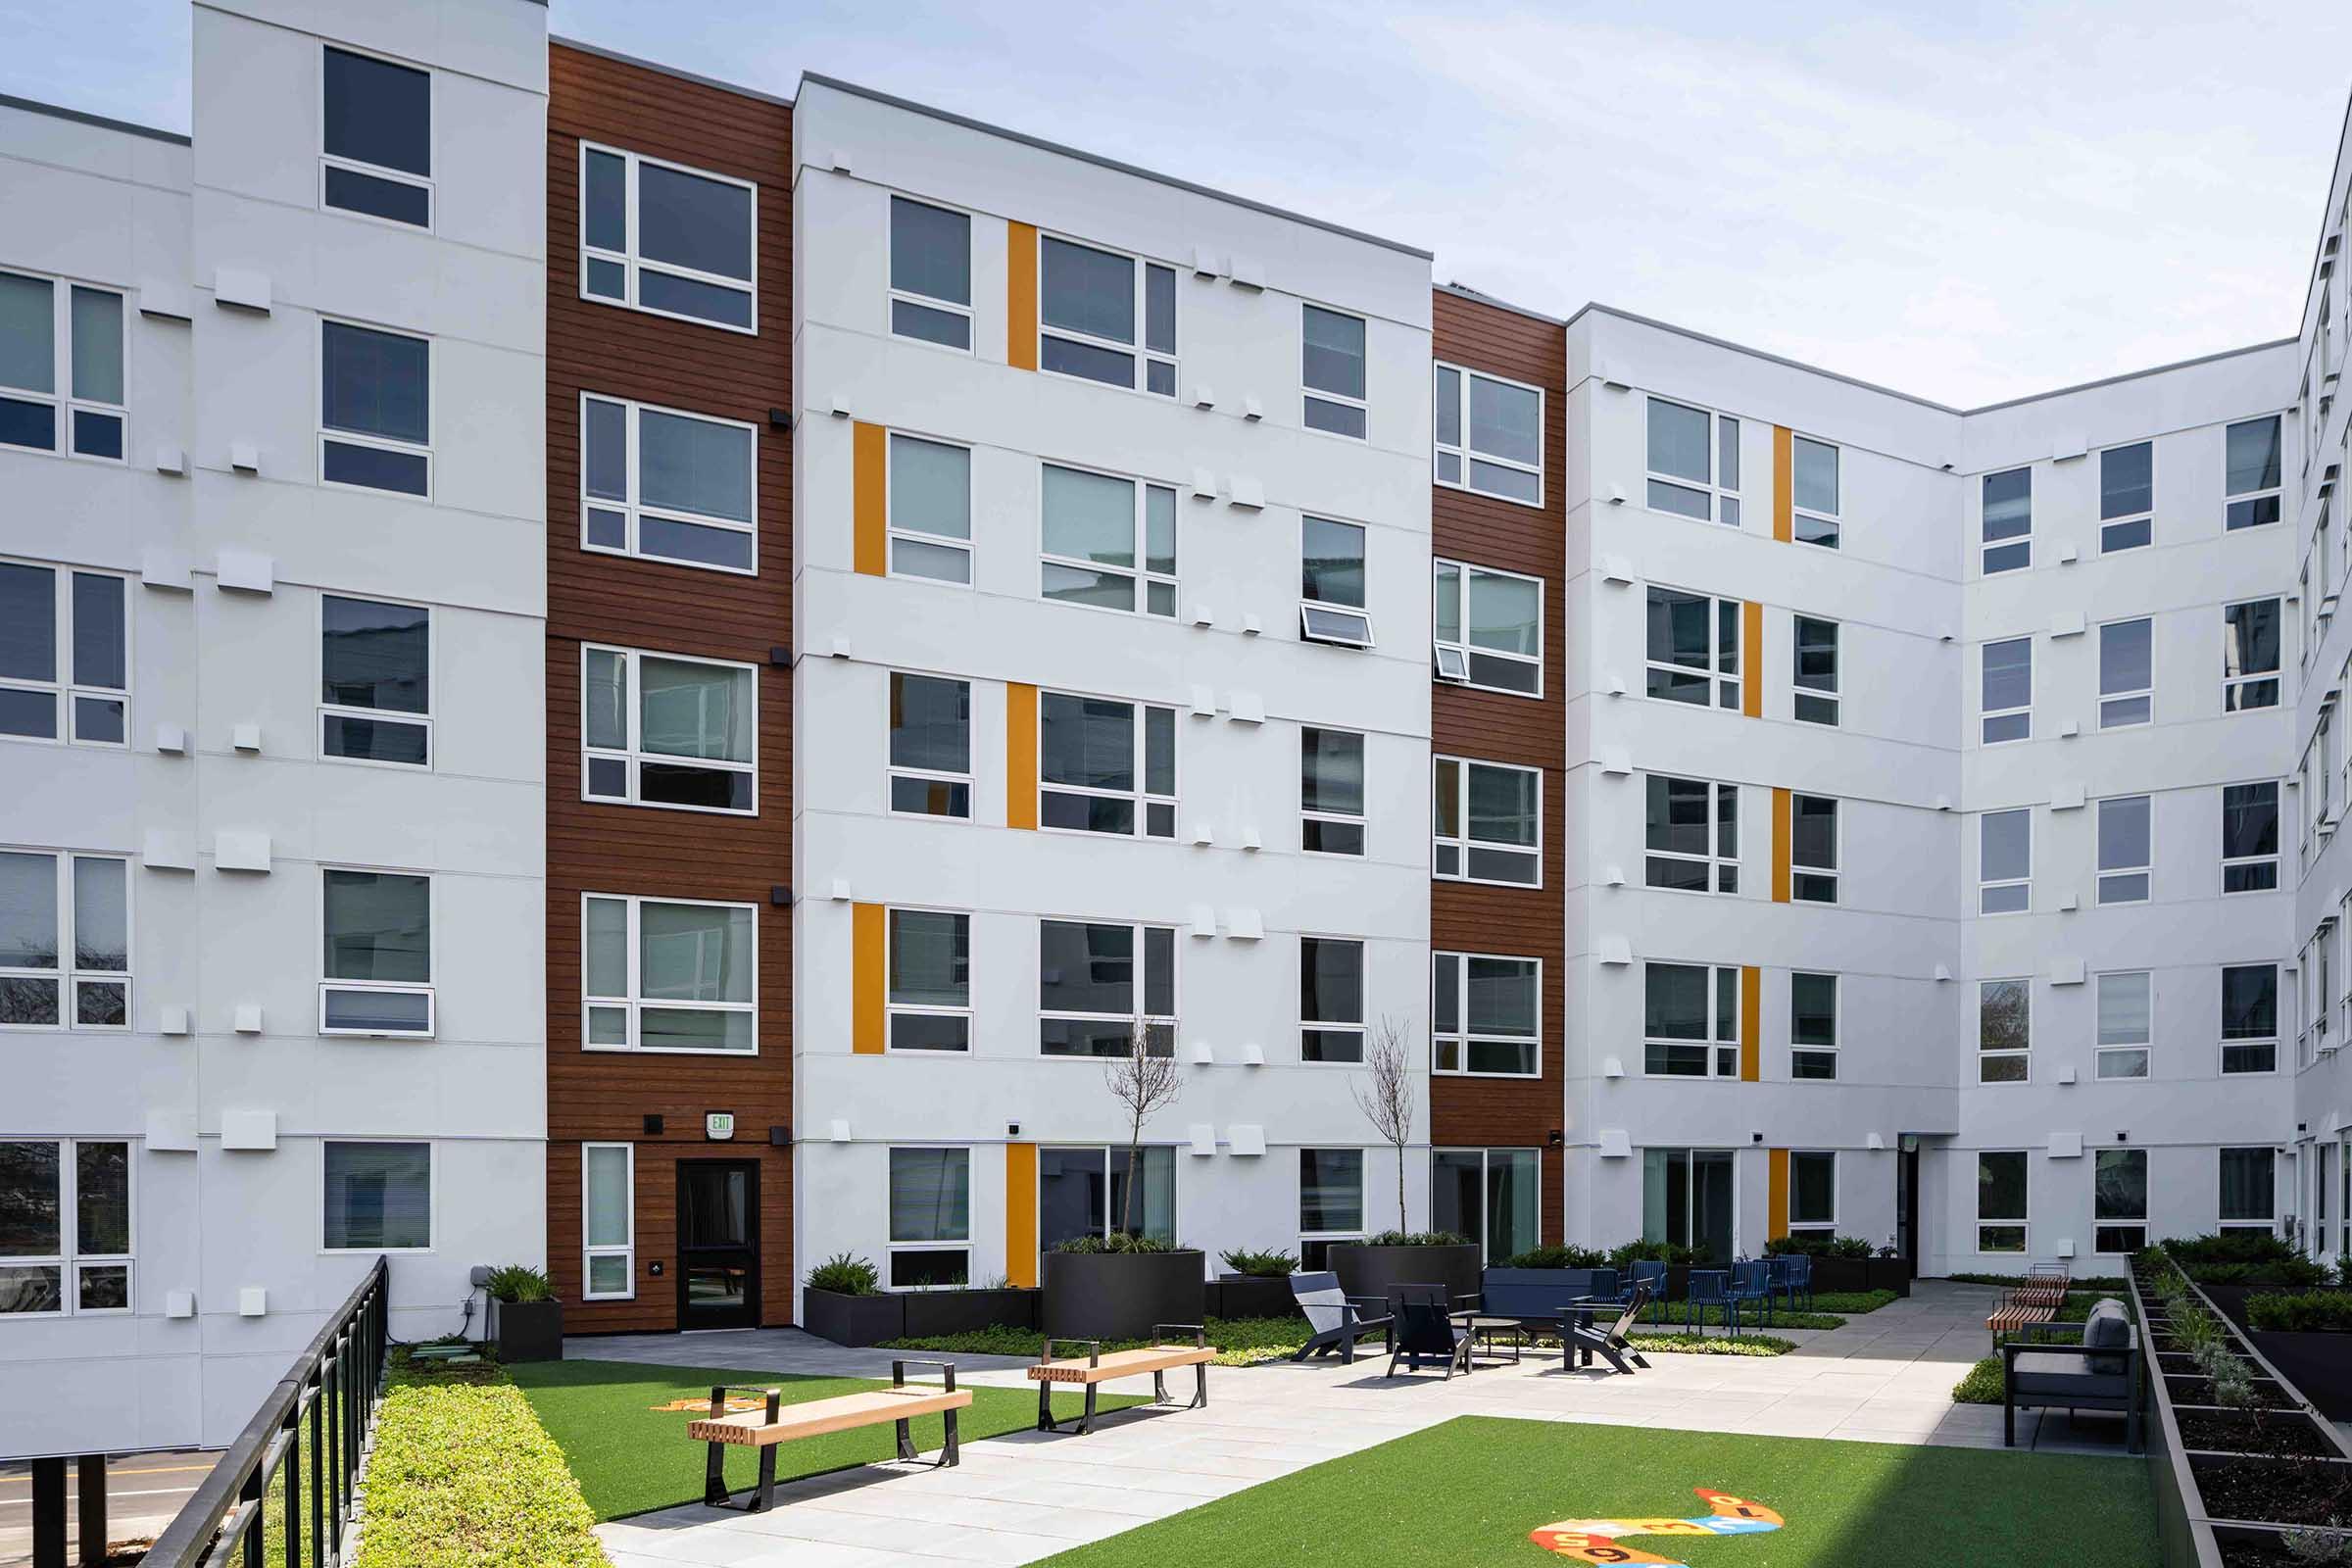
xmin=145 ymin=1255 xmax=391 ymax=1567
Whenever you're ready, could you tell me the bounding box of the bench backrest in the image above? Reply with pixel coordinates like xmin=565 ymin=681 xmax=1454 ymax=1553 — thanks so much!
xmin=1387 ymin=1283 xmax=1459 ymax=1355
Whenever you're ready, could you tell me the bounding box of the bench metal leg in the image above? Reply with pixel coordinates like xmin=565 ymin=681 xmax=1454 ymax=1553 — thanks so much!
xmin=752 ymin=1446 xmax=778 ymax=1513
xmin=1036 ymin=1378 xmax=1054 ymax=1433
xmin=702 ymin=1388 xmax=784 ymax=1512
xmin=1077 ymin=1382 xmax=1100 ymax=1435
xmin=896 ymin=1417 xmax=915 ymax=1463
xmin=943 ymin=1404 xmax=960 ymax=1467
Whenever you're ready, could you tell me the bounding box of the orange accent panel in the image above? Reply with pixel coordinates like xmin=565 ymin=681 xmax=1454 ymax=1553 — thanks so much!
xmin=1005 ymin=1143 xmax=1039 ymax=1287
xmin=1007 ymin=222 xmax=1038 ymax=371
xmin=1768 ymin=1148 xmax=1790 ymax=1242
xmin=1739 ymin=965 xmax=1761 ymax=1083
xmin=852 ymin=421 xmax=887 ymax=577
xmin=1773 ymin=425 xmax=1794 ymax=542
xmin=1740 ymin=601 xmax=1763 ymax=717
xmin=1005 ymin=683 xmax=1038 ymax=830
xmin=1772 ymin=787 xmax=1792 ymax=904
xmin=851 ymin=903 xmax=886 ymax=1054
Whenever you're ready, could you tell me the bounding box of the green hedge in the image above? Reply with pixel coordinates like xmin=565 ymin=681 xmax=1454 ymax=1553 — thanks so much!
xmin=2245 ymin=1290 xmax=2352 ymax=1332
xmin=1951 ymin=1354 xmax=2004 ymax=1404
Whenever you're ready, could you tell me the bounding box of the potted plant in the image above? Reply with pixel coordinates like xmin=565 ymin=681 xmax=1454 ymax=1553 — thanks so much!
xmin=1326 ymin=1018 xmax=1479 ymax=1303
xmin=901 ymin=1273 xmax=1041 ymax=1337
xmin=1040 ymin=1022 xmax=1205 ymax=1340
xmin=2173 ymin=1234 xmax=2351 ymax=1423
xmin=801 ymin=1253 xmax=905 ymax=1347
xmin=1213 ymin=1248 xmax=1301 ymax=1319
xmin=486 ymin=1264 xmax=563 ymax=1362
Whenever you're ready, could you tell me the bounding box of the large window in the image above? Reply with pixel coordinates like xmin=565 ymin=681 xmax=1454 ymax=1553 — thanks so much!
xmin=1643 ymin=1148 xmax=1736 ymax=1264
xmin=1979 ymin=978 xmax=2029 ymax=1083
xmin=888 ymin=908 xmax=969 ymax=1052
xmin=1433 ymin=757 xmax=1540 ymax=886
xmin=1435 ymin=364 xmax=1542 ymax=504
xmin=1433 ymin=953 xmax=1539 ymax=1077
xmin=320 ymin=869 xmax=432 ymax=1037
xmin=1041 ymin=465 xmax=1175 ymax=617
xmin=0 ymin=852 xmax=128 ymax=1031
xmin=320 ymin=596 xmax=429 ymax=766
xmin=0 ymin=562 xmax=126 ymax=747
xmin=582 ymin=894 xmax=756 ymax=1054
xmin=1300 ymin=937 xmax=1365 ymax=1064
xmin=1789 ymin=794 xmax=1838 ymax=904
xmin=1644 ymin=397 xmax=1740 ymax=524
xmin=0 ymin=270 xmax=124 ymax=460
xmin=2223 ymin=599 xmax=2280 ymax=711
xmin=582 ymin=1144 xmax=634 ymax=1299
xmin=1792 ymin=616 xmax=1839 ymax=725
xmin=1300 ymin=727 xmax=1366 ymax=856
xmin=1644 ymin=775 xmax=1737 ymax=894
xmin=1982 ymin=467 xmax=2031 ymax=573
xmin=1300 ymin=517 xmax=1372 ymax=647
xmin=2099 ymin=441 xmax=2153 ymax=553
xmin=320 ymin=46 xmax=431 ymax=228
xmin=1039 ymin=692 xmax=1175 ymax=838
xmin=1791 ymin=436 xmax=1839 ymax=548
xmin=1644 ymin=962 xmax=1740 ymax=1078
xmin=1432 ymin=1148 xmax=1540 ymax=1263
xmin=1298 ymin=1149 xmax=1364 ymax=1268
xmin=2094 ymin=1150 xmax=2147 ymax=1254
xmin=2096 ymin=795 xmax=2151 ymax=905
xmin=1433 ymin=560 xmax=1541 ymax=694
xmin=2099 ymin=617 xmax=2153 ymax=729
xmin=1977 ymin=1152 xmax=2028 ymax=1253
xmin=323 ymin=1141 xmax=430 ymax=1250
xmin=889 ymin=672 xmax=970 ymax=819
xmin=583 ymin=646 xmax=757 ymax=813
xmin=2222 ymin=782 xmax=2279 ymax=893
xmin=887 ymin=1148 xmax=969 ymax=1288
xmin=1041 ymin=1146 xmax=1175 ymax=1250
xmin=1645 ymin=587 xmax=1740 ymax=709
xmin=0 ymin=1139 xmax=129 ymax=1315
xmin=2095 ymin=971 xmax=2151 ymax=1080
xmin=889 ymin=196 xmax=971 ymax=350
xmin=1788 ymin=1152 xmax=1836 ymax=1238
xmin=1039 ymin=920 xmax=1174 ymax=1057
xmin=319 ymin=320 xmax=430 ymax=497
xmin=1039 ymin=235 xmax=1174 ymax=395
xmin=1300 ymin=304 xmax=1366 ymax=437
xmin=579 ymin=143 xmax=756 ymax=331
xmin=1980 ymin=808 xmax=2031 ymax=914
xmin=2219 ymin=1148 xmax=2275 ymax=1232
xmin=1791 ymin=971 xmax=1838 ymax=1080
xmin=2222 ymin=963 xmax=2278 ymax=1075
xmin=581 ymin=395 xmax=757 ymax=573
xmin=1981 ymin=637 xmax=2032 ymax=744
xmin=887 ymin=433 xmax=971 ymax=584
xmin=2225 ymin=416 xmax=2281 ymax=530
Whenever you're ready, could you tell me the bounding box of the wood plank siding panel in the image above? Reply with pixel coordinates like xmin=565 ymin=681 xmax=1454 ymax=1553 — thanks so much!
xmin=546 ymin=42 xmax=794 ymax=1332
xmin=1430 ymin=289 xmax=1568 ymax=1246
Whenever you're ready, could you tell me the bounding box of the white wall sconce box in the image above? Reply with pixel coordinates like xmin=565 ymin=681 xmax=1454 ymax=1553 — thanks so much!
xmin=238 ymin=1288 xmax=268 ymax=1317
xmin=213 ymin=267 xmax=270 ymax=312
xmin=231 ymin=722 xmax=262 ymax=753
xmin=158 ymin=1004 xmax=190 ymax=1036
xmin=1227 ymin=1124 xmax=1265 ymax=1155
xmin=215 ymin=549 xmax=272 ymax=592
xmin=214 ymin=831 xmax=271 ymax=873
xmin=142 ymin=832 xmax=196 ymax=871
xmin=232 ymin=1004 xmax=263 ymax=1035
xmin=1186 ymin=1124 xmax=1216 ymax=1155
xmin=145 ymin=1110 xmax=199 ymax=1152
xmin=165 ymin=1290 xmax=196 ymax=1319
xmin=1598 ymin=1129 xmax=1633 ymax=1158
xmin=220 ymin=1109 xmax=276 ymax=1151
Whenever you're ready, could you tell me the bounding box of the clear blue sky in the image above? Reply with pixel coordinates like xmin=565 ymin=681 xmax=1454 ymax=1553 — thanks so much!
xmin=7 ymin=0 xmax=2348 ymax=407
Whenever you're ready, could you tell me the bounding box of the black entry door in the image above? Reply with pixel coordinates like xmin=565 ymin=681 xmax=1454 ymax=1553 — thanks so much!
xmin=1896 ymin=1147 xmax=1921 ymax=1267
xmin=677 ymin=1160 xmax=760 ymax=1330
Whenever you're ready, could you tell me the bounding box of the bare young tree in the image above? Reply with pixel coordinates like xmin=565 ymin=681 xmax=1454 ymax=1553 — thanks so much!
xmin=1104 ymin=1017 xmax=1184 ymax=1236
xmin=1350 ymin=1015 xmax=1416 ymax=1231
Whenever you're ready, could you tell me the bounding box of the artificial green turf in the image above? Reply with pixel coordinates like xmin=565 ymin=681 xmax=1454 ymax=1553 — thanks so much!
xmin=1031 ymin=1416 xmax=2156 ymax=1567
xmin=509 ymin=1358 xmax=1142 ymax=1521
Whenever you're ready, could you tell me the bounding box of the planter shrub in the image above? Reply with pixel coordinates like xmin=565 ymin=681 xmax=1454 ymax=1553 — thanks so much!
xmin=1329 ymin=1239 xmax=1480 ymax=1306
xmin=490 ymin=1299 xmax=564 ymax=1363
xmin=901 ymin=1287 xmax=1037 ymax=1338
xmin=1041 ymin=1248 xmax=1205 ymax=1341
xmin=802 ymin=1288 xmax=905 ymax=1347
xmin=2245 ymin=1291 xmax=2352 ymax=1333
xmin=1208 ymin=1275 xmax=1298 ymax=1319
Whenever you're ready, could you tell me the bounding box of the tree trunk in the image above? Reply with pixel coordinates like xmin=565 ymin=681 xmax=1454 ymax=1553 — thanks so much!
xmin=1121 ymin=1112 xmax=1142 ymax=1235
xmin=1396 ymin=1142 xmax=1408 ymax=1232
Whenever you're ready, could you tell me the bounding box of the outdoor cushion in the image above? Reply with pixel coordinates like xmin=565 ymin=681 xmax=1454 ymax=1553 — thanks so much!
xmin=2082 ymin=1298 xmax=2132 ymax=1376
xmin=2010 ymin=1350 xmax=2131 ymax=1401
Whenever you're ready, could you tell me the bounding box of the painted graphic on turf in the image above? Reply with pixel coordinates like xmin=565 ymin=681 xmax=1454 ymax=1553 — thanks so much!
xmin=1530 ymin=1489 xmax=1784 ymax=1563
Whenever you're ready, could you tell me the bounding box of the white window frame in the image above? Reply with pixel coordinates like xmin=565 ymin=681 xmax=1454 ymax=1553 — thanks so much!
xmin=1980 ymin=808 xmax=2032 ymax=914
xmin=1039 ymin=462 xmax=1177 ymax=619
xmin=1431 ymin=951 xmax=1541 ymax=1079
xmin=320 ymin=1139 xmax=435 ymax=1255
xmin=887 ymin=1147 xmax=973 ymax=1290
xmin=887 ymin=194 xmax=973 ymax=354
xmin=2093 ymin=1149 xmax=2149 ymax=1255
xmin=1300 ymin=302 xmax=1368 ymax=439
xmin=577 ymin=141 xmax=758 ymax=335
xmin=318 ymin=866 xmax=435 ymax=1039
xmin=0 ymin=1138 xmax=134 ymax=1317
xmin=318 ymin=317 xmax=433 ymax=500
xmin=318 ymin=592 xmax=432 ymax=770
xmin=2223 ymin=597 xmax=2281 ymax=712
xmin=1642 ymin=774 xmax=1739 ymax=895
xmin=0 ymin=850 xmax=131 ymax=1034
xmin=1790 ymin=433 xmax=1840 ymax=549
xmin=2222 ymin=961 xmax=2279 ymax=1077
xmin=2098 ymin=616 xmax=2154 ymax=730
xmin=1036 ymin=690 xmax=1177 ymax=841
xmin=2225 ymin=416 xmax=2282 ymax=531
xmin=581 ymin=644 xmax=759 ymax=816
xmin=0 ymin=560 xmax=129 ymax=750
xmin=1642 ymin=961 xmax=1742 ymax=1079
xmin=1433 ymin=755 xmax=1543 ymax=888
xmin=1034 ymin=230 xmax=1176 ymax=397
xmin=1982 ymin=466 xmax=2032 ymax=574
xmin=1977 ymin=1151 xmax=2029 ymax=1254
xmin=1298 ymin=934 xmax=1366 ymax=1066
xmin=0 ymin=269 xmax=126 ymax=465
xmin=579 ymin=393 xmax=759 ymax=576
xmin=1792 ymin=614 xmax=1839 ymax=726
xmin=1978 ymin=978 xmax=2031 ymax=1084
xmin=2222 ymin=780 xmax=2280 ymax=894
xmin=2095 ymin=970 xmax=2151 ymax=1081
xmin=1790 ymin=970 xmax=1838 ymax=1080
xmin=2098 ymin=440 xmax=2154 ymax=554
xmin=2095 ymin=794 xmax=2152 ymax=906
xmin=1643 ymin=585 xmax=1741 ymax=710
xmin=1789 ymin=793 xmax=1838 ymax=905
xmin=1434 ymin=362 xmax=1544 ymax=508
xmin=580 ymin=892 xmax=759 ymax=1056
xmin=581 ymin=1142 xmax=635 ymax=1301
xmin=1298 ymin=1148 xmax=1367 ymax=1261
xmin=2218 ymin=1147 xmax=2276 ymax=1233
xmin=1299 ymin=515 xmax=1373 ymax=648
xmin=1299 ymin=725 xmax=1367 ymax=858
xmin=888 ymin=670 xmax=972 ymax=822
xmin=887 ymin=431 xmax=973 ymax=586
xmin=317 ymin=41 xmax=435 ymax=233
xmin=886 ymin=905 xmax=971 ymax=1054
xmin=1787 ymin=1151 xmax=1837 ymax=1236
xmin=1981 ymin=636 xmax=2033 ymax=744
xmin=1642 ymin=396 xmax=1740 ymax=526
xmin=1038 ymin=919 xmax=1177 ymax=1058
xmin=1432 ymin=559 xmax=1543 ymax=696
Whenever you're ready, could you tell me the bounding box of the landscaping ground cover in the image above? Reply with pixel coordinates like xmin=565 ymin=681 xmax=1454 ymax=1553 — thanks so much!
xmin=1031 ymin=1416 xmax=2158 ymax=1567
xmin=875 ymin=1316 xmax=1801 ymax=1361
xmin=508 ymin=1358 xmax=1141 ymax=1521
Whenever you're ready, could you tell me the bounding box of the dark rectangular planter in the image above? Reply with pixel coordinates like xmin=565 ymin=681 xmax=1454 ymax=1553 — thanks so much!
xmin=901 ymin=1287 xmax=1038 ymax=1338
xmin=1330 ymin=1244 xmax=1481 ymax=1307
xmin=1480 ymin=1267 xmax=1618 ymax=1319
xmin=1042 ymin=1250 xmax=1205 ymax=1342
xmin=1866 ymin=1257 xmax=1913 ymax=1297
xmin=1809 ymin=1256 xmax=1871 ymax=1294
xmin=490 ymin=1298 xmax=564 ymax=1363
xmin=2201 ymin=1285 xmax=2352 ymax=1422
xmin=1209 ymin=1275 xmax=1298 ymax=1320
xmin=802 ymin=1288 xmax=905 ymax=1348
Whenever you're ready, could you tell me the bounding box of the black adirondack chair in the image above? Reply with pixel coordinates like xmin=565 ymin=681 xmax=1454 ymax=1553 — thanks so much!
xmin=1288 ymin=1271 xmax=1392 ymax=1363
xmin=1564 ymin=1280 xmax=1653 ymax=1375
xmin=1386 ymin=1284 xmax=1474 ymax=1379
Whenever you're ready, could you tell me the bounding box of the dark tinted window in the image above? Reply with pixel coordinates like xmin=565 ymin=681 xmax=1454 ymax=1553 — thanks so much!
xmin=323 ymin=48 xmax=429 ymax=177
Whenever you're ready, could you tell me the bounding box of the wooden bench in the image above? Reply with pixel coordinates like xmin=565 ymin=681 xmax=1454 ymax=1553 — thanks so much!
xmin=1026 ymin=1324 xmax=1214 ymax=1435
xmin=1984 ymin=1266 xmax=2070 ymax=1338
xmin=686 ymin=1360 xmax=970 ymax=1512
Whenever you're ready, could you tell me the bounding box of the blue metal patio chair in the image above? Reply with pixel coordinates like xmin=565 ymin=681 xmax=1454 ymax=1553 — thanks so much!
xmin=1617 ymin=1259 xmax=1667 ymax=1307
xmin=1726 ymin=1259 xmax=1774 ymax=1334
xmin=1783 ymin=1253 xmax=1814 ymax=1312
xmin=1684 ymin=1268 xmax=1730 ymax=1334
